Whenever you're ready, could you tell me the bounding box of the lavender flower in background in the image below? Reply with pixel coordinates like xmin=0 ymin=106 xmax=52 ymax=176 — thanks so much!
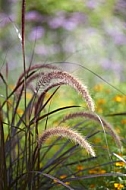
xmin=28 ymin=26 xmax=45 ymax=41
xmin=115 ymin=0 xmax=126 ymax=18
xmin=112 ymin=31 xmax=126 ymax=45
xmin=104 ymin=20 xmax=126 ymax=45
xmin=107 ymin=27 xmax=126 ymax=45
xmin=26 ymin=11 xmax=86 ymax=31
xmin=101 ymin=59 xmax=123 ymax=81
xmin=26 ymin=11 xmax=44 ymax=23
xmin=101 ymin=59 xmax=122 ymax=71
xmin=86 ymin=0 xmax=101 ymax=9
xmin=48 ymin=12 xmax=86 ymax=30
xmin=48 ymin=12 xmax=66 ymax=29
xmin=48 ymin=15 xmax=77 ymax=31
xmin=62 ymin=13 xmax=86 ymax=31
xmin=0 ymin=13 xmax=11 ymax=28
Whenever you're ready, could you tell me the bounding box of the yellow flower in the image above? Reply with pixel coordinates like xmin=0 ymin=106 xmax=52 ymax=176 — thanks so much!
xmin=26 ymin=92 xmax=33 ymax=99
xmin=59 ymin=175 xmax=67 ymax=179
xmin=99 ymin=169 xmax=106 ymax=174
xmin=17 ymin=108 xmax=24 ymax=115
xmin=89 ymin=167 xmax=106 ymax=174
xmin=53 ymin=179 xmax=58 ymax=183
xmin=97 ymin=99 xmax=106 ymax=105
xmin=59 ymin=175 xmax=70 ymax=185
xmin=114 ymin=183 xmax=124 ymax=190
xmin=65 ymin=182 xmax=70 ymax=185
xmin=94 ymin=84 xmax=104 ymax=92
xmin=93 ymin=137 xmax=101 ymax=143
xmin=121 ymin=119 xmax=126 ymax=125
xmin=96 ymin=107 xmax=103 ymax=114
xmin=113 ymin=95 xmax=123 ymax=102
xmin=115 ymin=161 xmax=125 ymax=167
xmin=89 ymin=169 xmax=97 ymax=174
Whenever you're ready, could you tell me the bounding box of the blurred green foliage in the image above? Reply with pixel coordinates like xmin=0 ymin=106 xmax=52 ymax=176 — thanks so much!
xmin=26 ymin=0 xmax=85 ymax=14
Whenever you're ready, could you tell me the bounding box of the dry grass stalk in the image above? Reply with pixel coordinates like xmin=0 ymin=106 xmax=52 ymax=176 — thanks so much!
xmin=36 ymin=71 xmax=95 ymax=112
xmin=38 ymin=126 xmax=96 ymax=157
xmin=60 ymin=111 xmax=122 ymax=149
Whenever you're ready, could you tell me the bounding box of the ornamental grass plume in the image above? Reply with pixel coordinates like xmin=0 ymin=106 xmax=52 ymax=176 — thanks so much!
xmin=60 ymin=111 xmax=122 ymax=149
xmin=16 ymin=63 xmax=62 ymax=85
xmin=38 ymin=126 xmax=96 ymax=157
xmin=36 ymin=70 xmax=95 ymax=112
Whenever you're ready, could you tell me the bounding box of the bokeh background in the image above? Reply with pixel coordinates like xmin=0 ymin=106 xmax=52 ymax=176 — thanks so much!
xmin=0 ymin=0 xmax=126 ymax=86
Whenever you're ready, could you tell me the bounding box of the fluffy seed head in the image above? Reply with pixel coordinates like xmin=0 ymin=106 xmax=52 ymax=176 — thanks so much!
xmin=38 ymin=126 xmax=96 ymax=157
xmin=60 ymin=111 xmax=122 ymax=149
xmin=36 ymin=71 xmax=95 ymax=111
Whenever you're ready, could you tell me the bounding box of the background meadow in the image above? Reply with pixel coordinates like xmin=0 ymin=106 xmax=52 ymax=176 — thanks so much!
xmin=0 ymin=0 xmax=126 ymax=189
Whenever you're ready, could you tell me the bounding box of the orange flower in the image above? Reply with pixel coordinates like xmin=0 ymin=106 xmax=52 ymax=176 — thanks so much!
xmin=121 ymin=119 xmax=126 ymax=125
xmin=77 ymin=165 xmax=84 ymax=171
xmin=89 ymin=169 xmax=97 ymax=174
xmin=90 ymin=184 xmax=95 ymax=188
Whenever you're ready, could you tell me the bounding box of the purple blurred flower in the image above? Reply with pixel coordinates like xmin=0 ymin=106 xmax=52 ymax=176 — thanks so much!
xmin=105 ymin=24 xmax=126 ymax=45
xmin=48 ymin=12 xmax=86 ymax=30
xmin=101 ymin=59 xmax=122 ymax=74
xmin=26 ymin=11 xmax=44 ymax=23
xmin=62 ymin=19 xmax=77 ymax=30
xmin=86 ymin=1 xmax=100 ymax=9
xmin=28 ymin=26 xmax=45 ymax=41
xmin=0 ymin=13 xmax=10 ymax=27
xmin=48 ymin=12 xmax=65 ymax=29
xmin=113 ymin=32 xmax=126 ymax=45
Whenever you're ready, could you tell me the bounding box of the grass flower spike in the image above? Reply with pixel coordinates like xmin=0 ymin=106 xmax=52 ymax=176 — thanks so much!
xmin=38 ymin=127 xmax=96 ymax=157
xmin=36 ymin=70 xmax=95 ymax=112
xmin=60 ymin=111 xmax=122 ymax=149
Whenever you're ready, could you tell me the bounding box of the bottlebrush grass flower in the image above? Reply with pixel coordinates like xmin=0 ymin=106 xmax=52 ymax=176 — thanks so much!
xmin=38 ymin=126 xmax=96 ymax=157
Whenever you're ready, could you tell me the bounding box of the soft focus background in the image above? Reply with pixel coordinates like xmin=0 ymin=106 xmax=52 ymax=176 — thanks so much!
xmin=0 ymin=0 xmax=126 ymax=86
